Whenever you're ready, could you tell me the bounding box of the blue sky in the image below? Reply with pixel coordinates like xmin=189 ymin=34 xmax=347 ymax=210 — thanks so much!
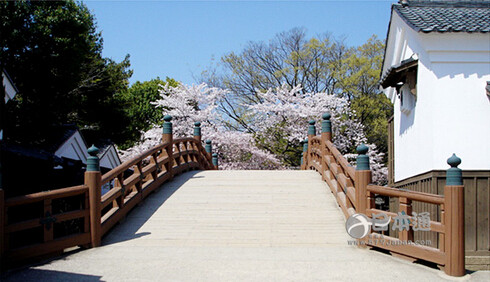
xmin=83 ymin=0 xmax=395 ymax=85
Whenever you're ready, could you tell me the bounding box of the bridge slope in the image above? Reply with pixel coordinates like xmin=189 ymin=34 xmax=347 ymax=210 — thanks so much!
xmin=6 ymin=171 xmax=487 ymax=281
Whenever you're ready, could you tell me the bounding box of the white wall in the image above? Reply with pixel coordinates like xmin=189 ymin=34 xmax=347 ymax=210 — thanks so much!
xmin=2 ymin=72 xmax=17 ymax=102
xmin=383 ymin=12 xmax=490 ymax=182
xmin=54 ymin=131 xmax=89 ymax=164
xmin=100 ymin=146 xmax=121 ymax=169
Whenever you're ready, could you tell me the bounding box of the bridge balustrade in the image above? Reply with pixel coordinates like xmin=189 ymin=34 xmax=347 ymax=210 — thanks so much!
xmin=302 ymin=113 xmax=465 ymax=277
xmin=0 ymin=116 xmax=216 ymax=268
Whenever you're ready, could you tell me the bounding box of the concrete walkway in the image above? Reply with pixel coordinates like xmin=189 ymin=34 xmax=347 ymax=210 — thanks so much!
xmin=5 ymin=170 xmax=489 ymax=281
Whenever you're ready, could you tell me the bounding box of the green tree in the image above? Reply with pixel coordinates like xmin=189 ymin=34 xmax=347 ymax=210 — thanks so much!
xmin=118 ymin=77 xmax=179 ymax=148
xmin=202 ymin=29 xmax=392 ymax=161
xmin=335 ymin=36 xmax=393 ymax=157
xmin=0 ymin=0 xmax=132 ymax=145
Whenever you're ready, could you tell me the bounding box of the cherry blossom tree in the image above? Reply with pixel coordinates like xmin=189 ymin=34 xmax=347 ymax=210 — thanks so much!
xmin=118 ymin=83 xmax=387 ymax=184
xmin=118 ymin=83 xmax=283 ymax=170
xmin=248 ymin=84 xmax=387 ymax=184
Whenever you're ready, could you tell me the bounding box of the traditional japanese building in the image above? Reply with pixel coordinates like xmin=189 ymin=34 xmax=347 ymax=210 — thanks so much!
xmin=380 ymin=0 xmax=489 ymax=270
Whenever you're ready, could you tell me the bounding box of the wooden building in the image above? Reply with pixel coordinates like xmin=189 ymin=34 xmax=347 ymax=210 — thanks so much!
xmin=380 ymin=0 xmax=489 ymax=270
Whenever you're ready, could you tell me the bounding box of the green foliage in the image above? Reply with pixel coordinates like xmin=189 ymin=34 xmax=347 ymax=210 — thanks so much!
xmin=0 ymin=0 xmax=133 ymax=145
xmin=336 ymin=36 xmax=393 ymax=158
xmin=117 ymin=77 xmax=179 ymax=149
xmin=254 ymin=121 xmax=302 ymax=166
xmin=202 ymin=30 xmax=393 ymax=163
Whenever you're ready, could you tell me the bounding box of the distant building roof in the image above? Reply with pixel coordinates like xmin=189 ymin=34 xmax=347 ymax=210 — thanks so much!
xmin=394 ymin=0 xmax=490 ymax=33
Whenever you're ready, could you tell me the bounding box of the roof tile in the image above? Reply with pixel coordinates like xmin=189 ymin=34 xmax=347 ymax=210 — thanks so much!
xmin=394 ymin=1 xmax=490 ymax=33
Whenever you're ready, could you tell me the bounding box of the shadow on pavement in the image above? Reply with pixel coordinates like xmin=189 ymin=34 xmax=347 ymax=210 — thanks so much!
xmin=4 ymin=269 xmax=103 ymax=281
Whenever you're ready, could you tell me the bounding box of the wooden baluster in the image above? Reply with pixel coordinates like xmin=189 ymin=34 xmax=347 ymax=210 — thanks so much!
xmin=399 ymin=197 xmax=414 ymax=242
xmin=181 ymin=141 xmax=188 ymax=166
xmin=115 ymin=173 xmax=124 ymax=208
xmin=43 ymin=199 xmax=53 ymax=242
xmin=355 ymin=144 xmax=371 ymax=216
xmin=85 ymin=145 xmax=102 ymax=248
xmin=191 ymin=141 xmax=199 ymax=164
xmin=173 ymin=141 xmax=181 ymax=167
xmin=135 ymin=161 xmax=143 ymax=195
xmin=84 ymin=189 xmax=90 ymax=235
xmin=150 ymin=153 xmax=159 ymax=180
xmin=439 ymin=203 xmax=445 ymax=253
xmin=444 ymin=154 xmax=465 ymax=277
xmin=162 ymin=115 xmax=174 ymax=179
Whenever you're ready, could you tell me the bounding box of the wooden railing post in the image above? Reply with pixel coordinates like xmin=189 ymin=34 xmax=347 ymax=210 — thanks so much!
xmin=307 ymin=120 xmax=316 ymax=167
xmin=355 ymin=144 xmax=371 ymax=215
xmin=162 ymin=115 xmax=174 ymax=179
xmin=444 ymin=154 xmax=465 ymax=277
xmin=321 ymin=113 xmax=332 ymax=180
xmin=399 ymin=197 xmax=414 ymax=242
xmin=85 ymin=145 xmax=102 ymax=248
xmin=212 ymin=153 xmax=218 ymax=170
xmin=193 ymin=122 xmax=201 ymax=143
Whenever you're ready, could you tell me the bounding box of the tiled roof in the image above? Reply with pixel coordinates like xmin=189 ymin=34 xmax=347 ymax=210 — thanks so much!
xmin=394 ymin=0 xmax=490 ymax=33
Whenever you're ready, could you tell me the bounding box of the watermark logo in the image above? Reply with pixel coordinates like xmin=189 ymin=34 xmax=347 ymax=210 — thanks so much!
xmin=346 ymin=213 xmax=391 ymax=239
xmin=345 ymin=212 xmax=431 ymax=239
xmin=345 ymin=214 xmax=371 ymax=239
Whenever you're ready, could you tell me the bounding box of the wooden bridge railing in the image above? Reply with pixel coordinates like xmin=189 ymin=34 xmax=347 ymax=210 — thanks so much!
xmin=301 ymin=113 xmax=465 ymax=277
xmin=0 ymin=116 xmax=217 ymax=267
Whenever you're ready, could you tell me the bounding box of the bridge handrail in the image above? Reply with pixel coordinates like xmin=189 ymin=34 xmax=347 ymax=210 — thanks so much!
xmin=301 ymin=114 xmax=465 ymax=277
xmin=0 ymin=117 xmax=217 ymax=268
xmin=1 ymin=185 xmax=91 ymax=263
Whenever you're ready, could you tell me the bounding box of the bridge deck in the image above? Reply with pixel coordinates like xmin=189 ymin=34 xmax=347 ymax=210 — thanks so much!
xmin=6 ymin=171 xmax=488 ymax=281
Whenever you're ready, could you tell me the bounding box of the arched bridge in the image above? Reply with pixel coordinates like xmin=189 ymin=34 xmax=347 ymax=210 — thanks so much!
xmin=1 ymin=115 xmax=487 ymax=281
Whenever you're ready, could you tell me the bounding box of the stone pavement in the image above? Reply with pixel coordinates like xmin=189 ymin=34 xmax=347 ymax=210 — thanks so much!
xmin=5 ymin=170 xmax=489 ymax=281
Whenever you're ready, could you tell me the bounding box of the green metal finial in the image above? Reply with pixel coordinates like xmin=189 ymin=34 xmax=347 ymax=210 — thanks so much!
xmin=212 ymin=153 xmax=218 ymax=166
xmin=356 ymin=143 xmax=370 ymax=170
xmin=205 ymin=140 xmax=212 ymax=154
xmin=356 ymin=144 xmax=369 ymax=155
xmin=308 ymin=120 xmax=316 ymax=136
xmin=86 ymin=145 xmax=100 ymax=172
xmin=194 ymin=121 xmax=201 ymax=136
xmin=447 ymin=154 xmax=461 ymax=167
xmin=321 ymin=113 xmax=332 ymax=133
xmin=446 ymin=154 xmax=462 ymax=185
xmin=163 ymin=115 xmax=173 ymax=134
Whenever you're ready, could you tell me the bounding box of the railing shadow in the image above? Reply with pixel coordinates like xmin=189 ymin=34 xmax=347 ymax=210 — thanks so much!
xmin=4 ymin=269 xmax=103 ymax=281
xmin=100 ymin=170 xmax=203 ymax=246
